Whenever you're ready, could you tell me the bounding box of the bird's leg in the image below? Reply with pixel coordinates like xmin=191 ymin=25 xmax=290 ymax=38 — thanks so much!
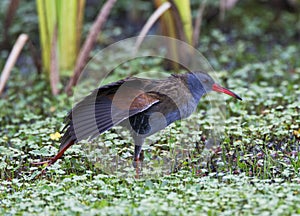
xmin=31 ymin=140 xmax=74 ymax=167
xmin=132 ymin=136 xmax=144 ymax=177
xmin=134 ymin=145 xmax=143 ymax=161
xmin=134 ymin=145 xmax=143 ymax=178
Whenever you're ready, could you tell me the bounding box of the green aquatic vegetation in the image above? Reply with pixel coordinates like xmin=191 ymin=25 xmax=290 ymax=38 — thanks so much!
xmin=1 ymin=1 xmax=300 ymax=213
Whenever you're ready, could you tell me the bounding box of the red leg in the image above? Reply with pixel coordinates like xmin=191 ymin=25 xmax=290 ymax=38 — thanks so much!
xmin=31 ymin=140 xmax=74 ymax=167
xmin=134 ymin=157 xmax=141 ymax=178
xmin=134 ymin=150 xmax=144 ymax=178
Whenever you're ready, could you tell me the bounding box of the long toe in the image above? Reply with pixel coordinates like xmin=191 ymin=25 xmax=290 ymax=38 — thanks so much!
xmin=31 ymin=158 xmax=55 ymax=166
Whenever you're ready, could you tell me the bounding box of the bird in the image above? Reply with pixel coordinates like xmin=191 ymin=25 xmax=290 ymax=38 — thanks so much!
xmin=33 ymin=71 xmax=242 ymax=171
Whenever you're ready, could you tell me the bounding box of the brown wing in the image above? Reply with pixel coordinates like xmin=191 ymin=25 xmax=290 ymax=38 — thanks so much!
xmin=60 ymin=78 xmax=159 ymax=150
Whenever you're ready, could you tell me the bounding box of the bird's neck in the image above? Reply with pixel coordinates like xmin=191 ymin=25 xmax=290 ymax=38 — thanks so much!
xmin=186 ymin=73 xmax=206 ymax=102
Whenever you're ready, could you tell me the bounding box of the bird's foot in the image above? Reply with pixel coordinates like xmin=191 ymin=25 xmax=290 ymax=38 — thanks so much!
xmin=31 ymin=140 xmax=73 ymax=169
xmin=30 ymin=158 xmax=56 ymax=177
xmin=134 ymin=159 xmax=142 ymax=178
xmin=31 ymin=159 xmax=53 ymax=166
xmin=133 ymin=157 xmax=144 ymax=178
xmin=31 ymin=157 xmax=59 ymax=168
xmin=132 ymin=149 xmax=144 ymax=178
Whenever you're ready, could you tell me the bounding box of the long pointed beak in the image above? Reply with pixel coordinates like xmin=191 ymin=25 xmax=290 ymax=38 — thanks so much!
xmin=212 ymin=83 xmax=242 ymax=100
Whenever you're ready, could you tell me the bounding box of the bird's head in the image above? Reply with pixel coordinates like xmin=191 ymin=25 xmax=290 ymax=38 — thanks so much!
xmin=192 ymin=71 xmax=242 ymax=100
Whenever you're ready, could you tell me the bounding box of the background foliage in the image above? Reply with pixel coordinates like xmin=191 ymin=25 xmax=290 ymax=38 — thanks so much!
xmin=0 ymin=0 xmax=300 ymax=215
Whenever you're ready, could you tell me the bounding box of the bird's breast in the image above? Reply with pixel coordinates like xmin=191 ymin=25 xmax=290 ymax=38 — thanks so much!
xmin=176 ymin=98 xmax=198 ymax=119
